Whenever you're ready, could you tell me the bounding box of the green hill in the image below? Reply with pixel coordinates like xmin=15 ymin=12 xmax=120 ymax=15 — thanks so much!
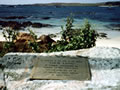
xmin=30 ymin=1 xmax=120 ymax=6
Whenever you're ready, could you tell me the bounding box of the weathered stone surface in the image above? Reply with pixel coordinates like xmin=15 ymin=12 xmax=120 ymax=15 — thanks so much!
xmin=0 ymin=68 xmax=5 ymax=90
xmin=0 ymin=47 xmax=120 ymax=90
xmin=30 ymin=56 xmax=91 ymax=80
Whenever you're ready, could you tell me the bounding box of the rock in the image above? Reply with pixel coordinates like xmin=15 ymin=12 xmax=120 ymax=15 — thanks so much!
xmin=32 ymin=23 xmax=43 ymax=28
xmin=0 ymin=20 xmax=52 ymax=30
xmin=105 ymin=24 xmax=120 ymax=31
xmin=0 ymin=21 xmax=23 ymax=30
xmin=32 ymin=23 xmax=52 ymax=28
xmin=0 ymin=54 xmax=35 ymax=89
xmin=14 ymin=33 xmax=55 ymax=52
xmin=0 ymin=33 xmax=55 ymax=53
xmin=8 ymin=5 xmax=16 ymax=8
xmin=16 ymin=32 xmax=34 ymax=41
xmin=38 ymin=35 xmax=55 ymax=44
xmin=14 ymin=39 xmax=32 ymax=52
xmin=98 ymin=32 xmax=107 ymax=38
xmin=48 ymin=34 xmax=57 ymax=38
xmin=41 ymin=17 xmax=51 ymax=20
xmin=0 ymin=47 xmax=120 ymax=89
xmin=0 ymin=68 xmax=5 ymax=90
xmin=37 ymin=35 xmax=55 ymax=52
xmin=0 ymin=16 xmax=26 ymax=19
xmin=110 ymin=18 xmax=120 ymax=22
xmin=14 ymin=32 xmax=34 ymax=52
xmin=22 ymin=21 xmax=32 ymax=27
xmin=0 ymin=32 xmax=35 ymax=53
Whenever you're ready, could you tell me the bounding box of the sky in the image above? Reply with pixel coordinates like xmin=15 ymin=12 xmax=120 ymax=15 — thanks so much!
xmin=0 ymin=0 xmax=117 ymax=5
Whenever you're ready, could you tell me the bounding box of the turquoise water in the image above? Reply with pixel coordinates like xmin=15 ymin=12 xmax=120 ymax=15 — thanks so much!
xmin=32 ymin=18 xmax=113 ymax=31
xmin=0 ymin=5 xmax=120 ymax=36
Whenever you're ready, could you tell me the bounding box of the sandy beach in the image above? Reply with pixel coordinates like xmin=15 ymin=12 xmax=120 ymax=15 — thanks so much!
xmin=0 ymin=28 xmax=120 ymax=48
xmin=96 ymin=37 xmax=120 ymax=48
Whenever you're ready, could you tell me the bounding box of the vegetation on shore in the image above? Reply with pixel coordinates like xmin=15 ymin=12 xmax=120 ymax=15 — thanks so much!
xmin=0 ymin=16 xmax=97 ymax=57
xmin=27 ymin=1 xmax=120 ymax=6
xmin=48 ymin=16 xmax=97 ymax=52
xmin=0 ymin=1 xmax=120 ymax=6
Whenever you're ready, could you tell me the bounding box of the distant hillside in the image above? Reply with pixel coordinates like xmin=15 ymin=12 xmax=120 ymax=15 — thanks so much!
xmin=31 ymin=3 xmax=103 ymax=6
xmin=0 ymin=1 xmax=120 ymax=6
xmin=30 ymin=1 xmax=120 ymax=6
xmin=105 ymin=1 xmax=120 ymax=6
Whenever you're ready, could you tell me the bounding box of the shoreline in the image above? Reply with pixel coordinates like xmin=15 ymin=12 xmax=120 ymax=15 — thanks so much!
xmin=0 ymin=28 xmax=120 ymax=49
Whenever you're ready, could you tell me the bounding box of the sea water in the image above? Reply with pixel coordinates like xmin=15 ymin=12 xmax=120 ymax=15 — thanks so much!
xmin=0 ymin=5 xmax=120 ymax=37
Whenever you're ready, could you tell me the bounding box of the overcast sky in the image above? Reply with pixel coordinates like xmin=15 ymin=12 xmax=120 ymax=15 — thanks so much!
xmin=0 ymin=0 xmax=117 ymax=5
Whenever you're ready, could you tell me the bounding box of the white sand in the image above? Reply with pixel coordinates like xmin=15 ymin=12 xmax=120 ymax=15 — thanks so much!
xmin=96 ymin=37 xmax=120 ymax=48
xmin=0 ymin=29 xmax=120 ymax=49
xmin=96 ymin=30 xmax=120 ymax=48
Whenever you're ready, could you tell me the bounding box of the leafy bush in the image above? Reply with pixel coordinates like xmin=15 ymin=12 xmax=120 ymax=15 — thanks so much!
xmin=49 ymin=17 xmax=97 ymax=52
xmin=2 ymin=27 xmax=18 ymax=43
xmin=0 ymin=28 xmax=18 ymax=57
xmin=61 ymin=16 xmax=74 ymax=41
xmin=2 ymin=28 xmax=18 ymax=51
xmin=0 ymin=16 xmax=97 ymax=57
xmin=28 ymin=29 xmax=40 ymax=52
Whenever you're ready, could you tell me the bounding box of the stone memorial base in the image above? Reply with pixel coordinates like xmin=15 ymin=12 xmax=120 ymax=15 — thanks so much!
xmin=0 ymin=47 xmax=120 ymax=90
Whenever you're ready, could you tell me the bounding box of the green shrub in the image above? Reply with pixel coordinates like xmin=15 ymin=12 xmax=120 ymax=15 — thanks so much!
xmin=2 ymin=28 xmax=18 ymax=50
xmin=2 ymin=27 xmax=18 ymax=43
xmin=0 ymin=17 xmax=97 ymax=56
xmin=49 ymin=18 xmax=97 ymax=52
xmin=61 ymin=16 xmax=74 ymax=41
xmin=48 ymin=40 xmax=68 ymax=52
xmin=0 ymin=28 xmax=18 ymax=57
xmin=28 ymin=29 xmax=40 ymax=52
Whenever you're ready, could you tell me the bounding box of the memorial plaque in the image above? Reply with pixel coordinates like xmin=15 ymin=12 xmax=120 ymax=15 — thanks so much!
xmin=30 ymin=56 xmax=91 ymax=80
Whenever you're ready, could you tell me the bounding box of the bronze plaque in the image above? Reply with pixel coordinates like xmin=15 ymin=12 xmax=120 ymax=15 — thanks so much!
xmin=30 ymin=56 xmax=91 ymax=80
